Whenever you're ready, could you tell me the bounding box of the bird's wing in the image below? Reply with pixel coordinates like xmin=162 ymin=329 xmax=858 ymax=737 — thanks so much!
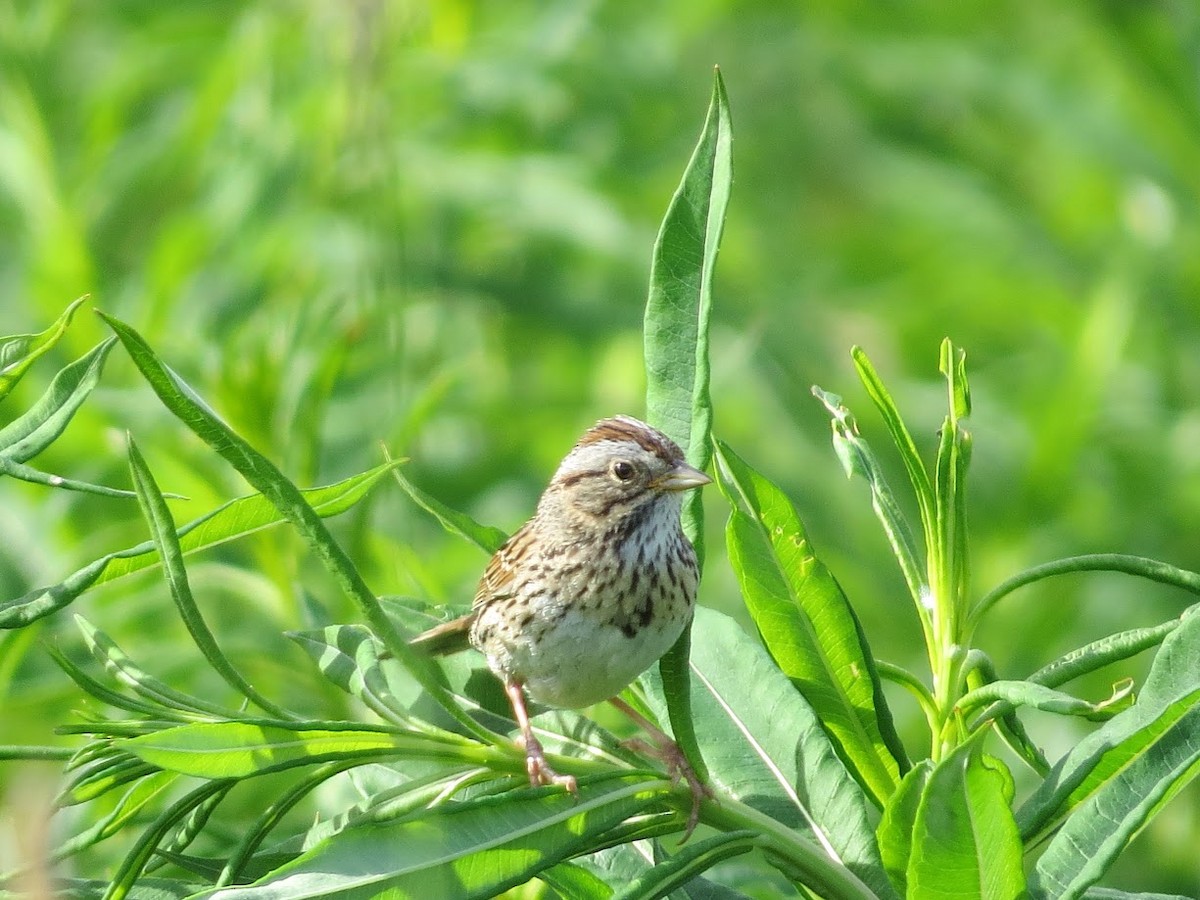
xmin=472 ymin=522 xmax=533 ymax=611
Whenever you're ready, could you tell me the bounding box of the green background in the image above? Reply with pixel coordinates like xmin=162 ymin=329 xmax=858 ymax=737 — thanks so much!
xmin=1 ymin=2 xmax=1197 ymax=893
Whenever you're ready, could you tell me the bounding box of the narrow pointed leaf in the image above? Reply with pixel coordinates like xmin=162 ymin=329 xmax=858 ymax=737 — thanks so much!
xmin=287 ymin=625 xmax=411 ymax=725
xmin=643 ymin=67 xmax=732 ymax=799
xmin=0 ymin=296 xmax=86 ymax=400
xmin=812 ymin=386 xmax=928 ymax=617
xmin=611 ymin=831 xmax=760 ymax=900
xmin=714 ymin=439 xmax=905 ymax=804
xmin=960 ymin=679 xmax=1133 ymax=723
xmin=849 ymin=346 xmax=935 ymax=550
xmin=117 ymin=722 xmax=470 ymax=779
xmin=127 ymin=436 xmax=290 ymax=718
xmin=0 ymin=463 xmax=402 ymax=628
xmin=0 ymin=338 xmax=115 ymax=460
xmin=0 ymin=453 xmax=138 ymax=497
xmin=75 ymin=615 xmax=242 ymax=719
xmin=390 ymin=466 xmax=506 ymax=553
xmin=99 ymin=311 xmax=489 ymax=743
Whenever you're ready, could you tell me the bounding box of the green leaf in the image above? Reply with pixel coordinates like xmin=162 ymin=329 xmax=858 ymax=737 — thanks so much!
xmin=390 ymin=465 xmax=507 ymax=554
xmin=0 ymin=338 xmax=115 ymax=460
xmin=714 ymin=439 xmax=905 ymax=804
xmin=117 ymin=722 xmax=451 ymax=778
xmin=1017 ymin=609 xmax=1200 ymax=842
xmin=536 ymin=861 xmax=615 ymax=900
xmin=849 ymin=347 xmax=935 ymax=558
xmin=0 ymin=462 xmax=402 ymax=628
xmin=189 ymin=774 xmax=667 ymax=899
xmin=876 ymin=760 xmax=931 ymax=897
xmin=643 ymin=67 xmax=731 ymax=801
xmin=641 ymin=606 xmax=897 ymax=900
xmin=127 ymin=435 xmax=291 ymax=719
xmin=611 ymin=831 xmax=760 ymax=900
xmin=972 ymin=555 xmax=1200 ymax=630
xmin=287 ymin=625 xmax=412 ymax=725
xmin=1021 ymin=611 xmax=1200 ymax=898
xmin=74 ymin=615 xmax=242 ymax=719
xmin=0 ymin=295 xmax=86 ymax=400
xmin=99 ymin=311 xmax=490 ymax=744
xmin=0 ymin=453 xmax=140 ymax=498
xmin=960 ymin=679 xmax=1134 ymax=723
xmin=933 ymin=339 xmax=972 ymax=623
xmin=811 ymin=386 xmax=928 ymax=620
xmin=643 ymin=67 xmax=730 ymax=522
xmin=907 ymin=741 xmax=1026 ymax=899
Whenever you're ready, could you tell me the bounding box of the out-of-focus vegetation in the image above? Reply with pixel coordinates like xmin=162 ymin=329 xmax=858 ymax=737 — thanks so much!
xmin=1 ymin=1 xmax=1198 ymax=892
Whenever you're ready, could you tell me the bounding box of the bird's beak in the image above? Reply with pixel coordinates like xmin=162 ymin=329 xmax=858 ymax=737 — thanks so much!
xmin=653 ymin=462 xmax=712 ymax=492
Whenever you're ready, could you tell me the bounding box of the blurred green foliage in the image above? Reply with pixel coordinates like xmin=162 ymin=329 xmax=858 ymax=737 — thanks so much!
xmin=2 ymin=1 xmax=1198 ymax=891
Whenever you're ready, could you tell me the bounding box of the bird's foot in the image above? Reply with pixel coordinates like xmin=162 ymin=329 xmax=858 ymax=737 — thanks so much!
xmin=521 ymin=732 xmax=578 ymax=793
xmin=620 ymin=734 xmax=712 ymax=840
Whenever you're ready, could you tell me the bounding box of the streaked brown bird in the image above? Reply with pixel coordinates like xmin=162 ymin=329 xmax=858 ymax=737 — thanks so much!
xmin=411 ymin=415 xmax=712 ymax=833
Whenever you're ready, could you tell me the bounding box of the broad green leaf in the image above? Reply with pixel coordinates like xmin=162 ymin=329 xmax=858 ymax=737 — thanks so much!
xmin=53 ymin=877 xmax=207 ymax=900
xmin=714 ymin=439 xmax=905 ymax=804
xmin=0 ymin=295 xmax=86 ymax=400
xmin=99 ymin=312 xmax=490 ymax=743
xmin=1030 ymin=702 xmax=1200 ymax=899
xmin=907 ymin=742 xmax=1026 ymax=899
xmin=641 ymin=606 xmax=897 ymax=900
xmin=191 ymin=774 xmax=667 ymax=899
xmin=876 ymin=760 xmax=931 ymax=897
xmin=390 ymin=465 xmax=507 ymax=554
xmin=643 ymin=67 xmax=731 ymax=796
xmin=537 ymin=861 xmax=615 ymax=900
xmin=611 ymin=831 xmax=759 ymax=900
xmin=117 ymin=722 xmax=460 ymax=778
xmin=959 ymin=679 xmax=1134 ymax=723
xmin=0 ymin=337 xmax=115 ymax=460
xmin=0 ymin=461 xmax=402 ymax=629
xmin=1022 ymin=611 xmax=1200 ymax=898
xmin=1017 ymin=609 xmax=1200 ymax=844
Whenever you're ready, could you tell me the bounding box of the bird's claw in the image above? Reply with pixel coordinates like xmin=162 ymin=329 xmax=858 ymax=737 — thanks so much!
xmin=620 ymin=736 xmax=713 ymax=841
xmin=522 ymin=733 xmax=578 ymax=794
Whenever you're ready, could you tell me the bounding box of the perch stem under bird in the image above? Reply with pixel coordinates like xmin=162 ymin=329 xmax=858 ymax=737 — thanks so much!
xmin=410 ymin=415 xmax=713 ymax=838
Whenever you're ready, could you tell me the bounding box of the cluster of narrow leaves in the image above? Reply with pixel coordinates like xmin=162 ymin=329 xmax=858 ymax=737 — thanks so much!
xmin=3 ymin=69 xmax=1200 ymax=900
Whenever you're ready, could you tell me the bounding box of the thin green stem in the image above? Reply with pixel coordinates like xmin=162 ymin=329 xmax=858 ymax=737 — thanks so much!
xmin=876 ymin=660 xmax=937 ymax=740
xmin=970 ymin=554 xmax=1200 ymax=629
xmin=0 ymin=745 xmax=74 ymax=761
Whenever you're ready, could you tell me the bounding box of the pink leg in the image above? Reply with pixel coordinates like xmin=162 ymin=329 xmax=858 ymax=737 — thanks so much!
xmin=609 ymin=696 xmax=713 ymax=840
xmin=505 ymin=681 xmax=577 ymax=793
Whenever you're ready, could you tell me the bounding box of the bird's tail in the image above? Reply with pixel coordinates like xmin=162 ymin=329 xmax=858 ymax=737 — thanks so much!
xmin=409 ymin=613 xmax=474 ymax=656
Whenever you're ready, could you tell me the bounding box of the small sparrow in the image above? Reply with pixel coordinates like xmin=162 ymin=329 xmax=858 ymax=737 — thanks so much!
xmin=411 ymin=415 xmax=712 ymax=834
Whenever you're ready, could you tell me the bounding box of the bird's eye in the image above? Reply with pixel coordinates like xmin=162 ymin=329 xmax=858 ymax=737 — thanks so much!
xmin=610 ymin=460 xmax=635 ymax=481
